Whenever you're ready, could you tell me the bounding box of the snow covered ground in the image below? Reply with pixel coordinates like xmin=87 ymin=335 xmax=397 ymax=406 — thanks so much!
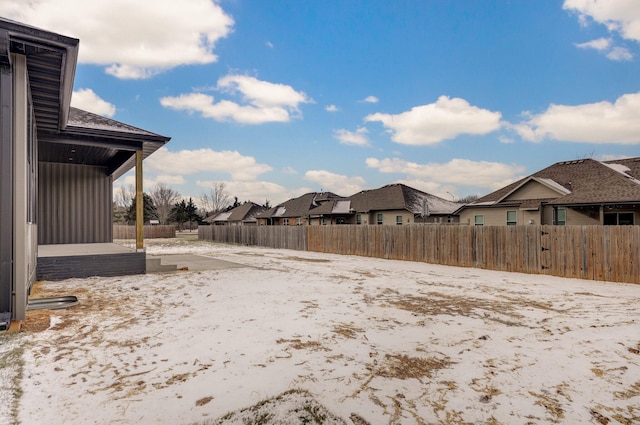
xmin=2 ymin=237 xmax=640 ymax=424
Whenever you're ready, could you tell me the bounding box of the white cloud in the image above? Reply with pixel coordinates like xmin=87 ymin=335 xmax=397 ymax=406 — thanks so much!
xmin=564 ymin=0 xmax=640 ymax=42
xmin=498 ymin=135 xmax=515 ymax=144
xmin=160 ymin=75 xmax=312 ymax=124
xmin=394 ymin=179 xmax=458 ymax=200
xmin=575 ymin=37 xmax=612 ymax=51
xmin=366 ymin=157 xmax=525 ymax=190
xmin=282 ymin=167 xmax=298 ymax=174
xmin=515 ymin=91 xmax=640 ymax=144
xmin=71 ymin=89 xmax=116 ymax=117
xmin=218 ymin=75 xmax=311 ymax=110
xmin=155 ymin=175 xmax=186 ymax=185
xmin=595 ymin=154 xmax=633 ymax=161
xmin=1 ymin=0 xmax=234 ymax=79
xmin=333 ymin=127 xmax=370 ymax=146
xmin=325 ymin=105 xmax=339 ymax=112
xmin=304 ymin=170 xmax=366 ymax=196
xmin=145 ymin=147 xmax=272 ymax=180
xmin=196 ymin=180 xmax=291 ymax=205
xmin=266 ymin=41 xmax=274 ymax=49
xmin=362 ymin=96 xmax=379 ymax=103
xmin=365 ymin=96 xmax=502 ymax=145
xmin=574 ymin=37 xmax=633 ymax=61
xmin=606 ymin=46 xmax=633 ymax=60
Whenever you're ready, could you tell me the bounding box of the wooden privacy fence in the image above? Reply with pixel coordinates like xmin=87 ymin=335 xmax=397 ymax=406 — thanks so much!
xmin=113 ymin=225 xmax=176 ymax=239
xmin=199 ymin=225 xmax=307 ymax=251
xmin=198 ymin=224 xmax=640 ymax=284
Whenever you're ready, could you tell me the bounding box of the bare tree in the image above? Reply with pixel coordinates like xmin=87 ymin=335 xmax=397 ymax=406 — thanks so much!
xmin=199 ymin=181 xmax=230 ymax=217
xmin=149 ymin=183 xmax=181 ymax=224
xmin=115 ymin=184 xmax=135 ymax=208
xmin=458 ymin=194 xmax=479 ymax=204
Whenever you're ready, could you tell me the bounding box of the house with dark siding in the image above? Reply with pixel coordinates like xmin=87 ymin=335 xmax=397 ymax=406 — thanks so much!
xmin=0 ymin=18 xmax=170 ymax=325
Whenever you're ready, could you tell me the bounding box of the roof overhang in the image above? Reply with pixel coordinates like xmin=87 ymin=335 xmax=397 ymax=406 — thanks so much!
xmin=1 ymin=18 xmax=78 ymax=133
xmin=2 ymin=18 xmax=170 ymax=179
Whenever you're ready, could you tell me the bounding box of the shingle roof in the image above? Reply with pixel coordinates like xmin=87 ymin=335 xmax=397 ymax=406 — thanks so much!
xmin=468 ymin=157 xmax=640 ymax=208
xmin=67 ymin=107 xmax=168 ymax=139
xmin=228 ymin=202 xmax=266 ymax=222
xmin=348 ymin=184 xmax=459 ymax=215
xmin=257 ymin=192 xmax=343 ymax=219
xmin=209 ymin=202 xmax=266 ymax=223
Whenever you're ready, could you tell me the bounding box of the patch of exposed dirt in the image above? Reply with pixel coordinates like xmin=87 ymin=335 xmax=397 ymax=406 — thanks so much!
xmin=331 ymin=324 xmax=365 ymax=339
xmin=195 ymin=396 xmax=214 ymax=407
xmin=22 ymin=311 xmax=53 ymax=333
xmin=208 ymin=389 xmax=346 ymax=425
xmin=276 ymin=338 xmax=328 ymax=352
xmin=381 ymin=290 xmax=526 ymax=326
xmin=529 ymin=389 xmax=565 ymax=423
xmin=284 ymin=256 xmax=332 ymax=263
xmin=376 ymin=354 xmax=453 ymax=381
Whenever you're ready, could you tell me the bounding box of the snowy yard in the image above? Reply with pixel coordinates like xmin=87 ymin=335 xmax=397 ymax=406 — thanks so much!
xmin=1 ymin=237 xmax=640 ymax=424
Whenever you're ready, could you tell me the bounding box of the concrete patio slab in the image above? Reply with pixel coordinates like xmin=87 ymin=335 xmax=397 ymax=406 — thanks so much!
xmin=146 ymin=254 xmax=247 ymax=272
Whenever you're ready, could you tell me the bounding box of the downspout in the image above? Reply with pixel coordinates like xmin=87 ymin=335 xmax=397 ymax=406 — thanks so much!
xmin=0 ymin=29 xmax=13 ymax=319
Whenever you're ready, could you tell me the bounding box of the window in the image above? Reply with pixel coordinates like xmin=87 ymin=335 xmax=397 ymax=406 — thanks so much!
xmin=283 ymin=218 xmax=289 ymax=225
xmin=356 ymin=214 xmax=362 ymax=225
xmin=506 ymin=210 xmax=517 ymax=226
xmin=619 ymin=213 xmax=634 ymax=225
xmin=604 ymin=212 xmax=634 ymax=225
xmin=474 ymin=215 xmax=484 ymax=226
xmin=554 ymin=208 xmax=566 ymax=225
xmin=321 ymin=217 xmax=328 ymax=225
xmin=377 ymin=213 xmax=383 ymax=225
xmin=396 ymin=215 xmax=403 ymax=225
xmin=296 ymin=218 xmax=303 ymax=226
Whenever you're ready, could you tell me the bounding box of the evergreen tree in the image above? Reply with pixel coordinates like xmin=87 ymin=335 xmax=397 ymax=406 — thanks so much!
xmin=170 ymin=200 xmax=188 ymax=230
xmin=185 ymin=198 xmax=200 ymax=230
xmin=126 ymin=193 xmax=159 ymax=224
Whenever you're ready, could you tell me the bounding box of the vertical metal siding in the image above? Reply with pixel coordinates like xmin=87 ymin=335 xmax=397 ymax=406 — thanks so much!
xmin=38 ymin=162 xmax=112 ymax=244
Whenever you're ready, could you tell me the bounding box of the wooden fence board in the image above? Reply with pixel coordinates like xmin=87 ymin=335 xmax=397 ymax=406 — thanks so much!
xmin=113 ymin=225 xmax=176 ymax=239
xmin=198 ymin=224 xmax=640 ymax=285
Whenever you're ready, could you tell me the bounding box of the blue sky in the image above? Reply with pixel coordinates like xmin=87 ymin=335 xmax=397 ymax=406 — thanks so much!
xmin=3 ymin=0 xmax=640 ymax=205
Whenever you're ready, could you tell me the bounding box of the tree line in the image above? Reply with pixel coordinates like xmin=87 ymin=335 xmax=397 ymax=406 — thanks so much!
xmin=113 ymin=182 xmax=270 ymax=230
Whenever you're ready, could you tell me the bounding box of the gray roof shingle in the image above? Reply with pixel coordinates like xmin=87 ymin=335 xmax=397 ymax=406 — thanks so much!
xmin=469 ymin=157 xmax=640 ymax=208
xmin=257 ymin=192 xmax=343 ymax=219
xmin=349 ymin=184 xmax=459 ymax=215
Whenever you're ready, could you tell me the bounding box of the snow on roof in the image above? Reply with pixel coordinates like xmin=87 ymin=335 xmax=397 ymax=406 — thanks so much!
xmin=332 ymin=200 xmax=352 ymax=214
xmin=408 ymin=192 xmax=458 ymax=215
xmin=273 ymin=206 xmax=286 ymax=217
xmin=602 ymin=162 xmax=640 ymax=186
xmin=213 ymin=211 xmax=232 ymax=221
xmin=535 ymin=177 xmax=572 ymax=194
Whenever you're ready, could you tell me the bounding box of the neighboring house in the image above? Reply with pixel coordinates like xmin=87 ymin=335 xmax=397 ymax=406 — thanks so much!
xmin=257 ymin=184 xmax=459 ymax=226
xmin=206 ymin=202 xmax=266 ymax=226
xmin=456 ymin=158 xmax=640 ymax=226
xmin=257 ymin=192 xmax=343 ymax=225
xmin=347 ymin=184 xmax=460 ymax=225
xmin=1 ymin=19 xmax=170 ymax=323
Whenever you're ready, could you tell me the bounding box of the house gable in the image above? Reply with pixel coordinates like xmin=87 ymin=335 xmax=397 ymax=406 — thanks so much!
xmin=502 ymin=178 xmax=569 ymax=202
xmin=459 ymin=157 xmax=640 ymax=226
